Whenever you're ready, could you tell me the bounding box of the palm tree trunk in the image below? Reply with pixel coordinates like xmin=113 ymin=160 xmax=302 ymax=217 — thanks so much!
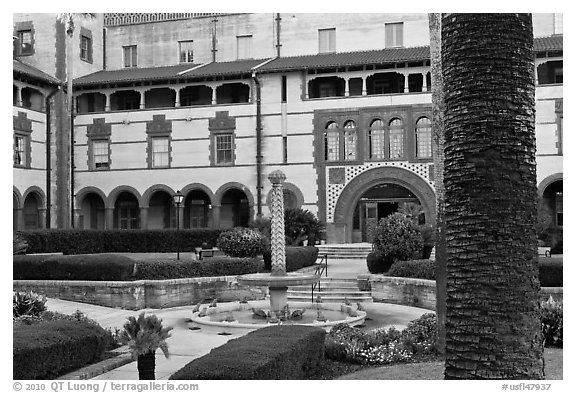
xmin=428 ymin=12 xmax=447 ymax=356
xmin=442 ymin=13 xmax=544 ymax=379
xmin=137 ymin=352 xmax=156 ymax=380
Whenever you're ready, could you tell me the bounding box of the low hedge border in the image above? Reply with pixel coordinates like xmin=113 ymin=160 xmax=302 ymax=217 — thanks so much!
xmin=14 ymin=254 xmax=264 ymax=281
xmin=18 ymin=229 xmax=223 ymax=255
xmin=13 ymin=319 xmax=113 ymax=380
xmin=170 ymin=325 xmax=326 ymax=380
xmin=263 ymin=246 xmax=319 ymax=272
xmin=381 ymin=257 xmax=562 ymax=287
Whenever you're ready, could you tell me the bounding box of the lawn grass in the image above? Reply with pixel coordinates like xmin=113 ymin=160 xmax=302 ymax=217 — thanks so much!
xmin=335 ymin=348 xmax=562 ymax=380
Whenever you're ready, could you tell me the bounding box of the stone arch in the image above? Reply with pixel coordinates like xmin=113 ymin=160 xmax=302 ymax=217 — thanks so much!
xmin=538 ymin=173 xmax=563 ymax=196
xmin=75 ymin=186 xmax=107 ymax=207
xmin=142 ymin=184 xmax=177 ymax=207
xmin=13 ymin=186 xmax=23 ymax=209
xmin=180 ymin=183 xmax=215 ymax=205
xmin=22 ymin=186 xmax=46 ymax=209
xmin=266 ymin=182 xmax=305 ymax=210
xmin=332 ymin=166 xmax=436 ymax=243
xmin=106 ymin=185 xmax=143 ymax=209
xmin=214 ymin=182 xmax=255 ymax=207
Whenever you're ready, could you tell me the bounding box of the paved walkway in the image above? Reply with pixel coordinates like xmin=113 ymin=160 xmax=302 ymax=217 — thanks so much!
xmin=44 ymin=256 xmax=428 ymax=380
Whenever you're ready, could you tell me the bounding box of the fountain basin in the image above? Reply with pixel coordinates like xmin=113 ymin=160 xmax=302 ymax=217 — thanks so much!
xmin=189 ymin=300 xmax=366 ymax=331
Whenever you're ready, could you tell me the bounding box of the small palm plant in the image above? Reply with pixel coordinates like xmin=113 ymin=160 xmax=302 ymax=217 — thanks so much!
xmin=119 ymin=313 xmax=173 ymax=380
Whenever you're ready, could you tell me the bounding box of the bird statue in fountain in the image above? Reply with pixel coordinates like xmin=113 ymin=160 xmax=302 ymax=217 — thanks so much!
xmin=341 ymin=304 xmax=350 ymax=313
xmin=198 ymin=307 xmax=208 ymax=317
xmin=356 ymin=302 xmax=365 ymax=312
xmin=344 ymin=297 xmax=352 ymax=306
xmin=348 ymin=308 xmax=359 ymax=317
xmin=291 ymin=309 xmax=305 ymax=320
xmin=224 ymin=312 xmax=235 ymax=323
xmin=316 ymin=295 xmax=323 ymax=304
xmin=191 ymin=301 xmax=203 ymax=313
xmin=268 ymin=314 xmax=279 ymax=324
xmin=209 ymin=299 xmax=217 ymax=308
xmin=239 ymin=297 xmax=248 ymax=304
xmin=316 ymin=309 xmax=327 ymax=322
xmin=252 ymin=308 xmax=267 ymax=319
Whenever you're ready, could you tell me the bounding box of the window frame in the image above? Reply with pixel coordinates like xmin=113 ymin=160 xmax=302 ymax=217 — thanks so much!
xmin=13 ymin=134 xmax=28 ymax=167
xmin=318 ymin=28 xmax=336 ymax=53
xmin=214 ymin=133 xmax=235 ymax=165
xmin=368 ymin=119 xmax=386 ymax=160
xmin=17 ymin=29 xmax=34 ymax=56
xmin=150 ymin=136 xmax=171 ymax=168
xmin=123 ymin=45 xmax=137 ymax=68
xmin=80 ymin=35 xmax=93 ymax=63
xmin=91 ymin=139 xmax=111 ymax=170
xmin=236 ymin=35 xmax=253 ymax=60
xmin=388 ymin=118 xmax=405 ymax=159
xmin=415 ymin=117 xmax=432 ymax=159
xmin=179 ymin=40 xmax=194 ymax=63
xmin=385 ymin=22 xmax=404 ymax=48
xmin=343 ymin=120 xmax=358 ymax=161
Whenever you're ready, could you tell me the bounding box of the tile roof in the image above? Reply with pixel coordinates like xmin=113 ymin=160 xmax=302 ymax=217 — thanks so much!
xmin=13 ymin=59 xmax=62 ymax=85
xmin=74 ymin=63 xmax=201 ymax=86
xmin=258 ymin=46 xmax=430 ymax=72
xmin=72 ymin=36 xmax=562 ymax=87
xmin=534 ymin=35 xmax=563 ymax=52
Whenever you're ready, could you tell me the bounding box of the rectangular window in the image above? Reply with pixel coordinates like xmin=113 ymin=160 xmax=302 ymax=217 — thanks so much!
xmin=14 ymin=135 xmax=26 ymax=166
xmin=152 ymin=137 xmax=170 ymax=168
xmin=324 ymin=131 xmax=339 ymax=161
xmin=237 ymin=35 xmax=253 ymax=60
xmin=281 ymin=75 xmax=287 ymax=103
xmin=369 ymin=130 xmax=385 ymax=159
xmin=80 ymin=35 xmax=92 ymax=62
xmin=385 ymin=23 xmax=404 ymax=48
xmin=216 ymin=134 xmax=233 ymax=164
xmin=179 ymin=40 xmax=194 ymax=63
xmin=123 ymin=45 xmax=137 ymax=68
xmin=318 ymin=28 xmax=336 ymax=53
xmin=92 ymin=140 xmax=110 ymax=169
xmin=17 ymin=30 xmax=33 ymax=55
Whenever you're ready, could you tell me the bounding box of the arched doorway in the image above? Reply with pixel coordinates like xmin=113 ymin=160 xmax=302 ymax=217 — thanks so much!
xmin=221 ymin=189 xmax=250 ymax=228
xmin=23 ymin=192 xmax=41 ymax=229
xmin=148 ymin=190 xmax=174 ymax=229
xmin=332 ymin=166 xmax=436 ymax=243
xmin=79 ymin=192 xmax=105 ymax=229
xmin=113 ymin=192 xmax=140 ymax=229
xmin=541 ymin=179 xmax=563 ymax=227
xmin=13 ymin=192 xmax=21 ymax=230
xmin=184 ymin=189 xmax=211 ymax=229
xmin=352 ymin=184 xmax=423 ymax=242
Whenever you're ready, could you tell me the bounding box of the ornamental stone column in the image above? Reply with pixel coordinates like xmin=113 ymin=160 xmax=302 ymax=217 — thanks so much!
xmin=268 ymin=170 xmax=286 ymax=276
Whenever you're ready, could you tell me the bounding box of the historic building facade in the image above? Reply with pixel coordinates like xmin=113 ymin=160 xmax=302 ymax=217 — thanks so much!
xmin=13 ymin=13 xmax=563 ymax=243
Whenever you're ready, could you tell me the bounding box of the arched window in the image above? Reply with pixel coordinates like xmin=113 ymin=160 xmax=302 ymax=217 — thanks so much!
xmin=343 ymin=120 xmax=357 ymax=161
xmin=324 ymin=121 xmax=339 ymax=161
xmin=369 ymin=119 xmax=385 ymax=159
xmin=416 ymin=117 xmax=432 ymax=158
xmin=389 ymin=118 xmax=404 ymax=159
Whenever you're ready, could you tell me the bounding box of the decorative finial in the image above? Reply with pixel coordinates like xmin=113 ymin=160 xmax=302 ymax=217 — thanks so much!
xmin=268 ymin=170 xmax=286 ymax=185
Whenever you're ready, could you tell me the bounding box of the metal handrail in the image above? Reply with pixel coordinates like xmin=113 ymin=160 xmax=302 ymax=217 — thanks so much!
xmin=311 ymin=254 xmax=328 ymax=303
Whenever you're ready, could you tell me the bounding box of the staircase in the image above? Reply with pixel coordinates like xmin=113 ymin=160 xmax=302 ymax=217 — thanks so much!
xmin=287 ymin=278 xmax=373 ymax=303
xmin=316 ymin=243 xmax=373 ymax=259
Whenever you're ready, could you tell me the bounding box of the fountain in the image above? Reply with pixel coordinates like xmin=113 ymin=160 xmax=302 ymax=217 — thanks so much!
xmin=190 ymin=170 xmax=366 ymax=330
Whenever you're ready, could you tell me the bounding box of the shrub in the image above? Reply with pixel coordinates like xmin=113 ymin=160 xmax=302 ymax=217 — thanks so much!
xmin=325 ymin=313 xmax=438 ymax=365
xmin=538 ymin=257 xmax=562 ymax=287
xmin=13 ymin=319 xmax=113 ymax=379
xmin=284 ymin=208 xmax=324 ymax=246
xmin=13 ymin=290 xmax=46 ymax=318
xmin=539 ymin=226 xmax=562 ymax=253
xmin=366 ymin=251 xmax=385 ymax=274
xmin=170 ymin=325 xmax=325 ymax=380
xmin=120 ymin=313 xmax=172 ymax=359
xmin=13 ymin=232 xmax=28 ymax=255
xmin=262 ymin=246 xmax=319 ymax=271
xmin=134 ymin=257 xmax=263 ymax=280
xmin=388 ymin=259 xmax=436 ymax=280
xmin=371 ymin=213 xmax=423 ymax=272
xmin=217 ymin=228 xmax=266 ymax=258
xmin=541 ymin=296 xmax=562 ymax=348
xmin=17 ymin=229 xmax=223 ymax=255
xmin=13 ymin=253 xmax=136 ymax=281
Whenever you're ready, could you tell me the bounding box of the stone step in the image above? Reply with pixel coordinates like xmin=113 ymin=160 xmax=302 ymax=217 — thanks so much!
xmin=287 ymin=289 xmax=369 ymax=297
xmin=289 ymin=282 xmax=360 ymax=291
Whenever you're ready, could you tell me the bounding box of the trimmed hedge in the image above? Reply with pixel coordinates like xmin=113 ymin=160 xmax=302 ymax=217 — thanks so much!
xmin=388 ymin=259 xmax=436 ymax=280
xmin=367 ymin=251 xmax=386 ymax=274
xmin=134 ymin=257 xmax=264 ymax=280
xmin=13 ymin=319 xmax=112 ymax=379
xmin=539 ymin=257 xmax=563 ymax=287
xmin=17 ymin=229 xmax=223 ymax=255
xmin=170 ymin=325 xmax=325 ymax=380
xmin=13 ymin=254 xmax=136 ymax=281
xmin=263 ymin=246 xmax=319 ymax=271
